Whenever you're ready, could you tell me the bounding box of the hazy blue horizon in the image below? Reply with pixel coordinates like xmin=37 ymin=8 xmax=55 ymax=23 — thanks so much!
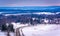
xmin=0 ymin=6 xmax=60 ymax=14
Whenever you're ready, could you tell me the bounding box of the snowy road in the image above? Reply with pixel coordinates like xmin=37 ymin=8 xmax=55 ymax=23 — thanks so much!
xmin=20 ymin=24 xmax=60 ymax=36
xmin=0 ymin=24 xmax=60 ymax=36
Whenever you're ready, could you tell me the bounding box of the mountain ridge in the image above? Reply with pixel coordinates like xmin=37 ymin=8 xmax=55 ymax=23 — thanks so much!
xmin=0 ymin=6 xmax=60 ymax=13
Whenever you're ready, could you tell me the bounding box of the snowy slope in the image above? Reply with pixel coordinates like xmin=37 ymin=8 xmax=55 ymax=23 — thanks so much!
xmin=21 ymin=24 xmax=60 ymax=36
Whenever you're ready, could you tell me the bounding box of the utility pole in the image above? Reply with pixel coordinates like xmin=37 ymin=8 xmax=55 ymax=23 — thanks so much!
xmin=7 ymin=29 xmax=10 ymax=36
xmin=6 ymin=23 xmax=10 ymax=36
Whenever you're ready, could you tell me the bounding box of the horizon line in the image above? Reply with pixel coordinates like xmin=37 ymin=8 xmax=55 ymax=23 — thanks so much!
xmin=0 ymin=6 xmax=60 ymax=7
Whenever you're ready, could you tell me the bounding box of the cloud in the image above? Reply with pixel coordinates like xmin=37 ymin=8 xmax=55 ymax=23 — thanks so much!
xmin=0 ymin=0 xmax=60 ymax=6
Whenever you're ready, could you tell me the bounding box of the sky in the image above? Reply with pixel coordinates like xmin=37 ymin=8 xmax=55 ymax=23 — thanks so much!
xmin=0 ymin=0 xmax=60 ymax=6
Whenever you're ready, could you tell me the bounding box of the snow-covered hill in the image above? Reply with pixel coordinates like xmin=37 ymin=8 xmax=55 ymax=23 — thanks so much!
xmin=0 ymin=12 xmax=60 ymax=16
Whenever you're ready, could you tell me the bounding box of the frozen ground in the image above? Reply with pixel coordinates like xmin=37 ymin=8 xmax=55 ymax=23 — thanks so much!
xmin=0 ymin=24 xmax=60 ymax=36
xmin=0 ymin=31 xmax=14 ymax=36
xmin=21 ymin=24 xmax=60 ymax=36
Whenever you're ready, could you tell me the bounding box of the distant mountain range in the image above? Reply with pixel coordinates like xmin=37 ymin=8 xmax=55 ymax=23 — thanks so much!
xmin=0 ymin=6 xmax=60 ymax=14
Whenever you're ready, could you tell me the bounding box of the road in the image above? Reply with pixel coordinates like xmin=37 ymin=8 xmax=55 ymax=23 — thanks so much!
xmin=15 ymin=26 xmax=30 ymax=36
xmin=14 ymin=24 xmax=60 ymax=36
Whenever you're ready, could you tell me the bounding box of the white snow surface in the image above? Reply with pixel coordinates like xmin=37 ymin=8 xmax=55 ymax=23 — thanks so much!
xmin=0 ymin=24 xmax=60 ymax=36
xmin=11 ymin=22 xmax=29 ymax=29
xmin=0 ymin=32 xmax=14 ymax=36
xmin=20 ymin=24 xmax=60 ymax=36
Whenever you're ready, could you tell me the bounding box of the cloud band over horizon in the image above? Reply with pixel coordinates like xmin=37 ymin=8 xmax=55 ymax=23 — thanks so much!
xmin=0 ymin=0 xmax=60 ymax=6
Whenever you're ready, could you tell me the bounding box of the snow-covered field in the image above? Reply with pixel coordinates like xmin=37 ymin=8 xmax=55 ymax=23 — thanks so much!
xmin=0 ymin=24 xmax=60 ymax=36
xmin=0 ymin=31 xmax=14 ymax=36
xmin=21 ymin=24 xmax=60 ymax=36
